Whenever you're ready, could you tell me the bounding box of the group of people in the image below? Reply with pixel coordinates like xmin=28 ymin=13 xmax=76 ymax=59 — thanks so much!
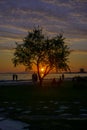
xmin=52 ymin=74 xmax=65 ymax=87
xmin=12 ymin=72 xmax=64 ymax=85
xmin=12 ymin=74 xmax=18 ymax=81
xmin=32 ymin=72 xmax=64 ymax=87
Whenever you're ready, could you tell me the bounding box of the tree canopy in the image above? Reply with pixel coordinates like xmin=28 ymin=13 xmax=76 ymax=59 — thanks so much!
xmin=12 ymin=26 xmax=70 ymax=85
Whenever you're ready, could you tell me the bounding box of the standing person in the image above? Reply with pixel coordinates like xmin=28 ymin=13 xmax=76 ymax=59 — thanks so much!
xmin=32 ymin=72 xmax=38 ymax=84
xmin=15 ymin=74 xmax=18 ymax=81
xmin=62 ymin=73 xmax=64 ymax=80
xmin=32 ymin=72 xmax=35 ymax=83
xmin=35 ymin=72 xmax=38 ymax=83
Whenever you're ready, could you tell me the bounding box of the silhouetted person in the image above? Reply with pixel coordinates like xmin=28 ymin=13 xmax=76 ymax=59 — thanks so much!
xmin=32 ymin=72 xmax=38 ymax=84
xmin=15 ymin=74 xmax=18 ymax=81
xmin=62 ymin=73 xmax=64 ymax=80
xmin=12 ymin=74 xmax=18 ymax=81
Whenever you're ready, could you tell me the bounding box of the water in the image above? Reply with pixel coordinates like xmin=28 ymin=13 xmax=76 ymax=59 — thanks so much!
xmin=0 ymin=73 xmax=32 ymax=81
xmin=0 ymin=73 xmax=87 ymax=81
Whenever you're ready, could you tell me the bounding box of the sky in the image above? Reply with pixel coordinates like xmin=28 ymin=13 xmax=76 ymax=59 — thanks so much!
xmin=0 ymin=0 xmax=87 ymax=73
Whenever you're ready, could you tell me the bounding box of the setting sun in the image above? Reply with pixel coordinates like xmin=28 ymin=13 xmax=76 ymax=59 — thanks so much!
xmin=41 ymin=68 xmax=44 ymax=72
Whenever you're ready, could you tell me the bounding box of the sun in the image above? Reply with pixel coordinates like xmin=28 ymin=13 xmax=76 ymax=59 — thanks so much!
xmin=41 ymin=68 xmax=44 ymax=72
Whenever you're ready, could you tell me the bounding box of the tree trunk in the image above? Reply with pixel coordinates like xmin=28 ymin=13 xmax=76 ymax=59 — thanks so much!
xmin=39 ymin=78 xmax=43 ymax=87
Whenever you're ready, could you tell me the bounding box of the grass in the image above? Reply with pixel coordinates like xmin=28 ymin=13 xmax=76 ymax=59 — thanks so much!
xmin=0 ymin=80 xmax=87 ymax=104
xmin=0 ymin=80 xmax=87 ymax=129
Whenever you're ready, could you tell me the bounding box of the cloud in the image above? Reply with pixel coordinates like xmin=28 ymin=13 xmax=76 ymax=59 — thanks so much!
xmin=71 ymin=50 xmax=87 ymax=54
xmin=41 ymin=0 xmax=87 ymax=40
xmin=0 ymin=0 xmax=87 ymax=51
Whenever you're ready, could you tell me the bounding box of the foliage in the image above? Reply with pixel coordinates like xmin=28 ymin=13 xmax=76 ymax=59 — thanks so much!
xmin=12 ymin=26 xmax=70 ymax=85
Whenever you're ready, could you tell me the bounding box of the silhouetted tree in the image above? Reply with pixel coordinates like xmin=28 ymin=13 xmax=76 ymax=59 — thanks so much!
xmin=12 ymin=26 xmax=70 ymax=86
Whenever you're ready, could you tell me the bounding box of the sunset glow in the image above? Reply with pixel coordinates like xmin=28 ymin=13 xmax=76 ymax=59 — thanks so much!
xmin=41 ymin=68 xmax=44 ymax=72
xmin=0 ymin=0 xmax=87 ymax=73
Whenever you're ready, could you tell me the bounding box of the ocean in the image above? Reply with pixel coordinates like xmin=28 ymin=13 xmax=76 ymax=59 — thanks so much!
xmin=0 ymin=73 xmax=87 ymax=81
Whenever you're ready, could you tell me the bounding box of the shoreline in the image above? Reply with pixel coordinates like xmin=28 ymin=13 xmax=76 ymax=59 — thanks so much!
xmin=0 ymin=76 xmax=87 ymax=86
xmin=0 ymin=78 xmax=72 ymax=86
xmin=0 ymin=79 xmax=33 ymax=86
